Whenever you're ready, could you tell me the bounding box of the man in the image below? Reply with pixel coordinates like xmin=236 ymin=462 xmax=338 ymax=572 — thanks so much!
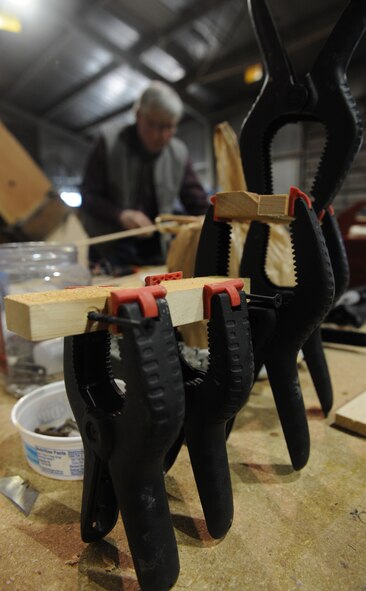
xmin=80 ymin=81 xmax=209 ymax=273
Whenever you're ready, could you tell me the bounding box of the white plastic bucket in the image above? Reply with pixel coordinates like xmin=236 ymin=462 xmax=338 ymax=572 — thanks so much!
xmin=11 ymin=381 xmax=84 ymax=480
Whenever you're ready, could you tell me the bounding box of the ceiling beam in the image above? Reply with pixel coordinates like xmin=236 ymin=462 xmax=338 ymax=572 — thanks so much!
xmin=40 ymin=0 xmax=229 ymax=124
xmin=3 ymin=0 xmax=112 ymax=100
xmin=70 ymin=2 xmax=347 ymax=132
xmin=43 ymin=59 xmax=121 ymax=120
xmin=4 ymin=29 xmax=77 ymax=100
xmin=44 ymin=26 xmax=209 ymax=130
xmin=131 ymin=0 xmax=228 ymax=54
xmin=179 ymin=4 xmax=344 ymax=88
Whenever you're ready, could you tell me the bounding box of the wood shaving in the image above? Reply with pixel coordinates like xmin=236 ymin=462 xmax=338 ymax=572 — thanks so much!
xmin=65 ymin=554 xmax=80 ymax=566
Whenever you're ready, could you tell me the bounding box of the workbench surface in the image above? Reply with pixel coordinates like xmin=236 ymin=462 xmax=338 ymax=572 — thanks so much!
xmin=0 ymin=344 xmax=365 ymax=591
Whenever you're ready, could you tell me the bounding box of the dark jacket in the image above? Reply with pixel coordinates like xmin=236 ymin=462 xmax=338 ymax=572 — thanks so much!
xmin=80 ymin=124 xmax=208 ymax=268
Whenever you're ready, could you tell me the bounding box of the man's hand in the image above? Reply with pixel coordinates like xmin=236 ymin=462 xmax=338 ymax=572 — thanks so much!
xmin=119 ymin=209 xmax=154 ymax=238
xmin=120 ymin=209 xmax=153 ymax=229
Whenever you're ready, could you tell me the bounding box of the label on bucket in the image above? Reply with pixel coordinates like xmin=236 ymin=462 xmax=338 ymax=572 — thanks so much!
xmin=24 ymin=442 xmax=84 ymax=478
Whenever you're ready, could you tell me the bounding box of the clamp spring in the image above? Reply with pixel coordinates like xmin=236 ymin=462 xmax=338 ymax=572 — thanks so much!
xmin=87 ymin=311 xmax=155 ymax=333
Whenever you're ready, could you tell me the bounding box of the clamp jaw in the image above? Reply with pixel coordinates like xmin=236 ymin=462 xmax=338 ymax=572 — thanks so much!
xmin=64 ymin=286 xmax=185 ymax=591
xmin=241 ymin=0 xmax=366 ymax=211
xmin=177 ymin=280 xmax=254 ymax=539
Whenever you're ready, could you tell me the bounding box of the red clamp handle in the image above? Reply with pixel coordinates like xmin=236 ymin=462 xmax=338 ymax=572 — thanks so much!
xmin=203 ymin=279 xmax=244 ymax=319
xmin=318 ymin=204 xmax=335 ymax=222
xmin=109 ymin=285 xmax=167 ymax=328
xmin=145 ymin=271 xmax=183 ymax=285
xmin=210 ymin=194 xmax=227 ymax=222
xmin=288 ymin=186 xmax=312 ymax=217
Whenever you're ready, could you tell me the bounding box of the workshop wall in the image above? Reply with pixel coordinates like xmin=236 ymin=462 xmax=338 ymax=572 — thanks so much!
xmin=177 ymin=117 xmax=215 ymax=192
xmin=38 ymin=127 xmax=90 ymax=194
xmin=215 ymin=97 xmax=366 ymax=213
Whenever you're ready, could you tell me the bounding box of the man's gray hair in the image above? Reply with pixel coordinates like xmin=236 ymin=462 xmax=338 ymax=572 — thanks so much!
xmin=135 ymin=81 xmax=184 ymax=120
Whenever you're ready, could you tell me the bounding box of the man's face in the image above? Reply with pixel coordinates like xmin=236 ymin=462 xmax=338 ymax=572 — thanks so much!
xmin=136 ymin=108 xmax=178 ymax=154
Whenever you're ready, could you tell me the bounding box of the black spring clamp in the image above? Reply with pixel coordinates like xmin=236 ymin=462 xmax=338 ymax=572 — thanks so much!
xmin=240 ymin=0 xmax=366 ymax=415
xmin=165 ymin=279 xmax=254 ymax=538
xmin=63 ymin=285 xmax=185 ymax=591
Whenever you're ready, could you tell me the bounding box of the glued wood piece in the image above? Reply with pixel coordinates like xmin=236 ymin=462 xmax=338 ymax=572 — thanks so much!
xmin=4 ymin=276 xmax=249 ymax=342
xmin=214 ymin=190 xmax=294 ymax=224
xmin=334 ymin=390 xmax=366 ymax=436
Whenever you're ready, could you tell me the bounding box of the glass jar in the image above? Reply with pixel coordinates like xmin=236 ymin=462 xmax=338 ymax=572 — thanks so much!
xmin=0 ymin=242 xmax=91 ymax=397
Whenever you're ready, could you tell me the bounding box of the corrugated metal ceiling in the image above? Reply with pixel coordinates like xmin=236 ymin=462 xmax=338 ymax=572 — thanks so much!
xmin=0 ymin=0 xmax=364 ymax=139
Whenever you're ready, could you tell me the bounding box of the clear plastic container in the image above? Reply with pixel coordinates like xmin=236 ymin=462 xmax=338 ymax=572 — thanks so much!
xmin=0 ymin=242 xmax=91 ymax=397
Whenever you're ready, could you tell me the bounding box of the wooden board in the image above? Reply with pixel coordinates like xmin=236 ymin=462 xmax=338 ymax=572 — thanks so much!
xmin=4 ymin=276 xmax=250 ymax=341
xmin=334 ymin=390 xmax=366 ymax=436
xmin=0 ymin=122 xmax=52 ymax=224
xmin=214 ymin=190 xmax=294 ymax=224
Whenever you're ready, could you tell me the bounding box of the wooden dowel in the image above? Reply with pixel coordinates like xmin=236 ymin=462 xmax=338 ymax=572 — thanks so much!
xmin=335 ymin=390 xmax=366 ymax=436
xmin=74 ymin=221 xmax=177 ymax=247
xmin=155 ymin=214 xmax=201 ymax=224
xmin=74 ymin=215 xmax=203 ymax=247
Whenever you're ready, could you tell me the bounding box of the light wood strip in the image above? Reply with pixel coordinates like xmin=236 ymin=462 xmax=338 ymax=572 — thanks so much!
xmin=334 ymin=390 xmax=366 ymax=437
xmin=4 ymin=276 xmax=249 ymax=341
